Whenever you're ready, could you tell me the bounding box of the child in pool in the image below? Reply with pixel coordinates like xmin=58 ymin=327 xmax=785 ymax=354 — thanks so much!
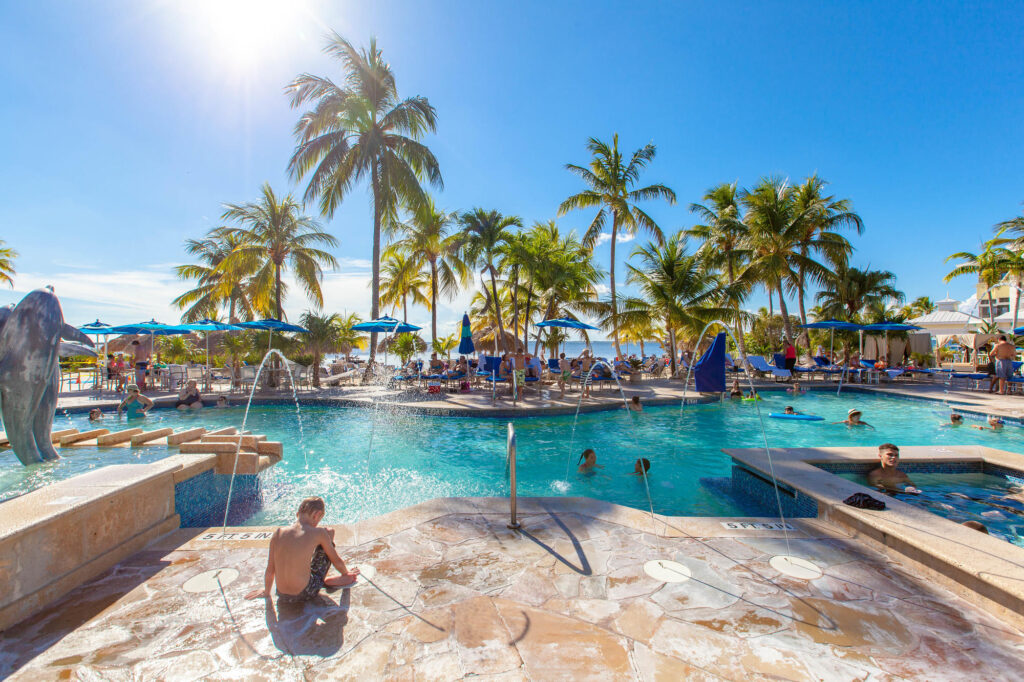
xmin=577 ymin=448 xmax=602 ymax=473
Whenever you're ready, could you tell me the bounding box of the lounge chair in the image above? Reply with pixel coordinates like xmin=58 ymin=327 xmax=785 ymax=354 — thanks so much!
xmin=746 ymin=355 xmax=792 ymax=380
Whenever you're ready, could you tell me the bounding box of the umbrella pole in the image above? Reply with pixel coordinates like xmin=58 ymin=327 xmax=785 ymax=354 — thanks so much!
xmin=205 ymin=334 xmax=211 ymax=392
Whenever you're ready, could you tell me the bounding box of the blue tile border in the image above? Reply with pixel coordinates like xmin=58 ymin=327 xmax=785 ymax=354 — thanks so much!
xmin=174 ymin=469 xmax=262 ymax=527
xmin=730 ymin=465 xmax=818 ymax=518
xmin=812 ymin=460 xmax=1024 ymax=486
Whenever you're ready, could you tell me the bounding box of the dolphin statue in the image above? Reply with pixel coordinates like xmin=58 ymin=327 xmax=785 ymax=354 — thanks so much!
xmin=0 ymin=287 xmax=93 ymax=465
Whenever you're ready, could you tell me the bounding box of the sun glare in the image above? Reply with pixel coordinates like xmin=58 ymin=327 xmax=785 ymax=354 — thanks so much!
xmin=188 ymin=0 xmax=305 ymax=72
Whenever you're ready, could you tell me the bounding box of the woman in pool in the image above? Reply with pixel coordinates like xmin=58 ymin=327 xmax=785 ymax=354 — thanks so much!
xmin=626 ymin=396 xmax=643 ymax=412
xmin=729 ymin=380 xmax=743 ymax=398
xmin=175 ymin=379 xmax=204 ymax=411
xmin=117 ymin=384 xmax=153 ymax=419
xmin=632 ymin=458 xmax=651 ymax=476
xmin=577 ymin=448 xmax=601 ymax=473
xmin=834 ymin=408 xmax=873 ymax=428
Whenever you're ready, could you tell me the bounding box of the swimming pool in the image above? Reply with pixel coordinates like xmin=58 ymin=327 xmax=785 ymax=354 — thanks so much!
xmin=3 ymin=390 xmax=1024 ymax=524
xmin=837 ymin=471 xmax=1024 ymax=547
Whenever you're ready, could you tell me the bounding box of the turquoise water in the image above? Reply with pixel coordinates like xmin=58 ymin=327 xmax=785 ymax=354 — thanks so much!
xmin=3 ymin=391 xmax=1024 ymax=525
xmin=839 ymin=472 xmax=1024 ymax=547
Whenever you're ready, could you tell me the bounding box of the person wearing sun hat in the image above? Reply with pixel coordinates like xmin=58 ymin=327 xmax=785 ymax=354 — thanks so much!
xmin=834 ymin=407 xmax=873 ymax=429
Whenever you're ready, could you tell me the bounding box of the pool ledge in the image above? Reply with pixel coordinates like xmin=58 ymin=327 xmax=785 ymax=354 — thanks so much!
xmin=724 ymin=444 xmax=1024 ymax=628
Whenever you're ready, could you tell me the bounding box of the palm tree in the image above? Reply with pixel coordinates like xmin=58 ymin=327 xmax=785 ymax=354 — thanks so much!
xmin=739 ymin=177 xmax=832 ymax=346
xmin=689 ymin=182 xmax=752 ymax=367
xmin=287 ymin=33 xmax=442 ymax=371
xmin=458 ymin=208 xmax=522 ymax=354
xmin=432 ymin=333 xmax=458 ymax=360
xmin=945 ymin=239 xmax=1007 ymax=328
xmin=816 ymin=264 xmax=904 ymax=322
xmin=0 ymin=240 xmax=17 ymax=287
xmin=791 ymin=175 xmax=862 ymax=344
xmin=558 ymin=134 xmax=676 ymax=357
xmin=621 ymin=232 xmax=725 ymax=376
xmin=379 ymin=251 xmax=429 ymax=323
xmin=157 ymin=336 xmax=196 ymax=365
xmin=902 ymin=296 xmax=936 ymax=320
xmin=220 ymin=183 xmax=339 ymax=320
xmin=219 ymin=332 xmax=253 ymax=387
xmin=174 ymin=227 xmax=255 ymax=322
xmin=299 ymin=311 xmax=342 ymax=387
xmin=336 ymin=312 xmax=368 ymax=357
xmin=384 ymin=196 xmax=466 ymax=345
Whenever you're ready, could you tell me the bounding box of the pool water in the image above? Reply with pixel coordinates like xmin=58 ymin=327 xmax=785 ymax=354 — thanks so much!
xmin=839 ymin=472 xmax=1024 ymax=547
xmin=3 ymin=390 xmax=1024 ymax=525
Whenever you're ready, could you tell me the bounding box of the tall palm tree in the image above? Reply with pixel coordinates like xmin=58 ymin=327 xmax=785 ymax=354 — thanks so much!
xmin=945 ymin=239 xmax=1007 ymax=328
xmin=791 ymin=175 xmax=862 ymax=344
xmin=379 ymin=251 xmax=429 ymax=323
xmin=287 ymin=33 xmax=442 ymax=371
xmin=458 ymin=208 xmax=522 ymax=354
xmin=689 ymin=182 xmax=752 ymax=367
xmin=909 ymin=296 xmax=937 ymax=317
xmin=174 ymin=227 xmax=255 ymax=322
xmin=558 ymin=134 xmax=676 ymax=357
xmin=384 ymin=196 xmax=466 ymax=345
xmin=0 ymin=240 xmax=17 ymax=287
xmin=220 ymin=183 xmax=339 ymax=320
xmin=298 ymin=311 xmax=343 ymax=387
xmin=740 ymin=177 xmax=831 ymax=345
xmin=621 ymin=232 xmax=725 ymax=376
xmin=816 ymin=264 xmax=904 ymax=321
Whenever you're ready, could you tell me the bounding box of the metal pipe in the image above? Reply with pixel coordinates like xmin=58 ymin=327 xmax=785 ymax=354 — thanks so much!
xmin=506 ymin=421 xmax=520 ymax=529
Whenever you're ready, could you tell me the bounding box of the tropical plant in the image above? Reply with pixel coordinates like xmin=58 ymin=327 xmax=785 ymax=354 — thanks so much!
xmin=298 ymin=311 xmax=344 ymax=387
xmin=816 ymin=264 xmax=904 ymax=321
xmin=432 ymin=333 xmax=457 ymax=360
xmin=220 ymin=183 xmax=338 ymax=319
xmin=157 ymin=336 xmax=197 ymax=365
xmin=944 ymin=239 xmax=1007 ymax=327
xmin=907 ymin=296 xmax=936 ymax=318
xmin=384 ymin=196 xmax=466 ymax=345
xmin=287 ymin=33 xmax=442 ymax=372
xmin=174 ymin=227 xmax=255 ymax=322
xmin=379 ymin=251 xmax=430 ymax=323
xmin=739 ymin=177 xmax=835 ymax=347
xmin=620 ymin=232 xmax=725 ymax=376
xmin=458 ymin=208 xmax=522 ymax=353
xmin=558 ymin=134 xmax=676 ymax=357
xmin=390 ymin=332 xmax=421 ymax=364
xmin=335 ymin=312 xmax=368 ymax=356
xmin=0 ymin=240 xmax=17 ymax=287
xmin=219 ymin=332 xmax=253 ymax=385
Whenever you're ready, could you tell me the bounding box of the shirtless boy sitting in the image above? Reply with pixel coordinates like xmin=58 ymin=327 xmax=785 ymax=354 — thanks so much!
xmin=245 ymin=496 xmax=360 ymax=603
xmin=867 ymin=443 xmax=920 ymax=494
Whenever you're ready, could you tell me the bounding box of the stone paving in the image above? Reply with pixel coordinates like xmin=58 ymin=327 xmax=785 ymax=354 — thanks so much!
xmin=3 ymin=499 xmax=1023 ymax=681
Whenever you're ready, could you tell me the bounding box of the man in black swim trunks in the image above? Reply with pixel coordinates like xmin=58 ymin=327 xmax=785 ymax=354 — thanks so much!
xmin=245 ymin=496 xmax=360 ymax=603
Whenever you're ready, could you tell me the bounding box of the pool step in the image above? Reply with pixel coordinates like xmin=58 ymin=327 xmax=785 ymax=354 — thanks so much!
xmin=130 ymin=428 xmax=174 ymax=445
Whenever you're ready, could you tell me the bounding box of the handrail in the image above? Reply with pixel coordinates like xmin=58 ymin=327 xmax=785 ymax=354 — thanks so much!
xmin=506 ymin=421 xmax=520 ymax=529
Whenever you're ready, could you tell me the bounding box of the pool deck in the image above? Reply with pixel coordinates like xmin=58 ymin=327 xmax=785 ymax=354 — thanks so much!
xmin=2 ymin=497 xmax=1023 ymax=680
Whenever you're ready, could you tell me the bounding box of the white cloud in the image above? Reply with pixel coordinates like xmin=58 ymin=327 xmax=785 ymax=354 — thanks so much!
xmin=595 ymin=232 xmax=635 ymax=247
xmin=594 ymin=284 xmax=610 ymax=296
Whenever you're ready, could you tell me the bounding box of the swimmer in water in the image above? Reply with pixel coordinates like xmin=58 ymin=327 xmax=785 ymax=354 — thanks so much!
xmin=947 ymin=413 xmax=964 ymax=427
xmin=577 ymin=448 xmax=602 ymax=473
xmin=788 ymin=381 xmax=803 ymax=396
xmin=626 ymin=395 xmax=643 ymax=412
xmin=834 ymin=408 xmax=873 ymax=429
xmin=783 ymin=406 xmax=800 ymax=415
xmin=729 ymin=380 xmax=743 ymax=398
xmin=632 ymin=458 xmax=651 ymax=476
xmin=973 ymin=416 xmax=1005 ymax=431
xmin=867 ymin=443 xmax=920 ymax=494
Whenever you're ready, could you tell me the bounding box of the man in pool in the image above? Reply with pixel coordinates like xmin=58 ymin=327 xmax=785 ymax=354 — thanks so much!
xmin=783 ymin=405 xmax=800 ymax=415
xmin=632 ymin=458 xmax=651 ymax=476
xmin=867 ymin=443 xmax=920 ymax=493
xmin=627 ymin=395 xmax=643 ymax=412
xmin=973 ymin=416 xmax=1005 ymax=431
xmin=948 ymin=413 xmax=964 ymax=426
xmin=245 ymin=496 xmax=360 ymax=603
xmin=835 ymin=408 xmax=873 ymax=428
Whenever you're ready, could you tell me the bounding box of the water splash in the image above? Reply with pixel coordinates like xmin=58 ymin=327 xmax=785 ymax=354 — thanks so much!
xmin=221 ymin=349 xmax=306 ymax=532
xmin=564 ymin=359 xmax=630 ymax=480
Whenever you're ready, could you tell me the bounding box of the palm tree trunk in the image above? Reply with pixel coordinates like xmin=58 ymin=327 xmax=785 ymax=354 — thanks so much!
xmin=778 ymin=287 xmax=794 ymax=343
xmin=733 ymin=310 xmax=750 ymax=373
xmin=402 ymin=294 xmax=408 ymax=324
xmin=534 ymin=300 xmax=555 ymax=356
xmin=523 ymin=288 xmax=533 ymax=352
xmin=275 ymin=264 xmax=282 ymax=320
xmin=229 ymin=298 xmax=236 ymax=324
xmin=365 ymin=166 xmax=382 ymax=381
xmin=511 ymin=271 xmax=519 ymax=350
xmin=1014 ymin=275 xmax=1022 ymax=332
xmin=489 ymin=265 xmax=507 ymax=354
xmin=312 ymin=350 xmax=320 ymax=388
xmin=610 ymin=218 xmax=622 ymax=358
xmin=797 ymin=269 xmax=810 ymax=351
xmin=430 ymin=259 xmax=439 ymax=346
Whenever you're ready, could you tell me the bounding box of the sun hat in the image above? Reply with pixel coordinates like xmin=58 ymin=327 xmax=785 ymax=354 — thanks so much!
xmin=848 ymin=408 xmax=861 ymax=417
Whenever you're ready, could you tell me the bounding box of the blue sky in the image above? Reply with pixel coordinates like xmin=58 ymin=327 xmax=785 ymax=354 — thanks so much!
xmin=1 ymin=1 xmax=1021 ymax=334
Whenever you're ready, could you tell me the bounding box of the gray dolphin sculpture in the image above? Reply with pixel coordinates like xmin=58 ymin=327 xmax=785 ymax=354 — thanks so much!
xmin=0 ymin=288 xmax=93 ymax=465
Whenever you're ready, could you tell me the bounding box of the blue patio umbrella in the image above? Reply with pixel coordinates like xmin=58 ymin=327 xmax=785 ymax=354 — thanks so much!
xmin=79 ymin=320 xmax=115 ymax=388
xmin=536 ymin=317 xmax=601 ymax=331
xmin=351 ymin=316 xmax=422 ymax=334
xmin=798 ymin=320 xmax=863 ymax=360
xmin=180 ymin=319 xmax=245 ymax=384
xmin=458 ymin=313 xmax=475 ymax=355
